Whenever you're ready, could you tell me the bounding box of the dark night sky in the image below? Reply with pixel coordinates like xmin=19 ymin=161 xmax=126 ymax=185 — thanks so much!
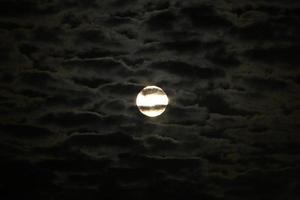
xmin=1 ymin=0 xmax=300 ymax=199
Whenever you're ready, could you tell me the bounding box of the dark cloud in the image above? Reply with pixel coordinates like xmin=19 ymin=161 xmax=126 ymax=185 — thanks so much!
xmin=245 ymin=45 xmax=300 ymax=68
xmin=72 ymin=76 xmax=111 ymax=88
xmin=142 ymin=134 xmax=180 ymax=151
xmin=65 ymin=132 xmax=140 ymax=147
xmin=98 ymin=82 xmax=141 ymax=97
xmin=33 ymin=26 xmax=64 ymax=43
xmin=0 ymin=124 xmax=54 ymax=138
xmin=1 ymin=0 xmax=300 ymax=199
xmin=62 ymin=57 xmax=132 ymax=78
xmin=75 ymin=47 xmax=126 ymax=59
xmin=149 ymin=60 xmax=225 ymax=79
xmin=225 ymin=167 xmax=300 ymax=199
xmin=235 ymin=8 xmax=300 ymax=42
xmin=243 ymin=76 xmax=288 ymax=91
xmin=205 ymin=46 xmax=241 ymax=67
xmin=144 ymin=1 xmax=170 ymax=12
xmin=37 ymin=157 xmax=111 ymax=172
xmin=0 ymin=160 xmax=56 ymax=200
xmin=38 ymin=111 xmax=105 ymax=128
xmin=146 ymin=10 xmax=176 ymax=31
xmin=76 ymin=28 xmax=111 ymax=44
xmin=181 ymin=4 xmax=232 ymax=29
xmin=19 ymin=71 xmax=56 ymax=87
xmin=0 ymin=0 xmax=59 ymax=17
xmin=198 ymin=92 xmax=253 ymax=116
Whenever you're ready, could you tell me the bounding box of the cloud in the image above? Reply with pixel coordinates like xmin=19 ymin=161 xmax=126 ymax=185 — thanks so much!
xmin=65 ymin=132 xmax=140 ymax=147
xmin=146 ymin=10 xmax=176 ymax=31
xmin=38 ymin=111 xmax=105 ymax=128
xmin=181 ymin=4 xmax=232 ymax=29
xmin=0 ymin=0 xmax=59 ymax=17
xmin=198 ymin=92 xmax=253 ymax=116
xmin=1 ymin=0 xmax=300 ymax=199
xmin=149 ymin=60 xmax=225 ymax=79
xmin=245 ymin=45 xmax=300 ymax=68
xmin=142 ymin=134 xmax=180 ymax=151
xmin=243 ymin=76 xmax=288 ymax=91
xmin=62 ymin=57 xmax=133 ymax=79
xmin=0 ymin=123 xmax=54 ymax=138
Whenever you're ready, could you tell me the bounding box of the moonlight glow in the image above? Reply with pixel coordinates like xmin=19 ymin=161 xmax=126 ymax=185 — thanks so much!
xmin=136 ymin=86 xmax=169 ymax=117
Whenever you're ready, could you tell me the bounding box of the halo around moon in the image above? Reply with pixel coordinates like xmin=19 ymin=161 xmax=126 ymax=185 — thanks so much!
xmin=136 ymin=86 xmax=169 ymax=117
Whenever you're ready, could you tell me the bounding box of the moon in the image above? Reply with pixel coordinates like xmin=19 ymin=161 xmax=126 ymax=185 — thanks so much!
xmin=136 ymin=86 xmax=169 ymax=117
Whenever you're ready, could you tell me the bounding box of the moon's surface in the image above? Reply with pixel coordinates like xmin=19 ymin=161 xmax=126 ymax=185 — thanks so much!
xmin=136 ymin=86 xmax=169 ymax=117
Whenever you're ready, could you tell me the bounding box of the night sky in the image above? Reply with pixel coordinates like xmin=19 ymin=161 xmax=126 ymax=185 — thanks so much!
xmin=1 ymin=0 xmax=300 ymax=199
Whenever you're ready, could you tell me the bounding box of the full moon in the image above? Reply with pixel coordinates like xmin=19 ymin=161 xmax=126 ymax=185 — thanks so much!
xmin=136 ymin=86 xmax=169 ymax=117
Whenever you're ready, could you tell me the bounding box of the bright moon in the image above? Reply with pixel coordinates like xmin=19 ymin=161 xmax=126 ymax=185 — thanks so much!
xmin=136 ymin=86 xmax=169 ymax=117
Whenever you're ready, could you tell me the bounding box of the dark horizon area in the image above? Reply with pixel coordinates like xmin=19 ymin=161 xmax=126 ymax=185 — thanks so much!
xmin=0 ymin=0 xmax=300 ymax=199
